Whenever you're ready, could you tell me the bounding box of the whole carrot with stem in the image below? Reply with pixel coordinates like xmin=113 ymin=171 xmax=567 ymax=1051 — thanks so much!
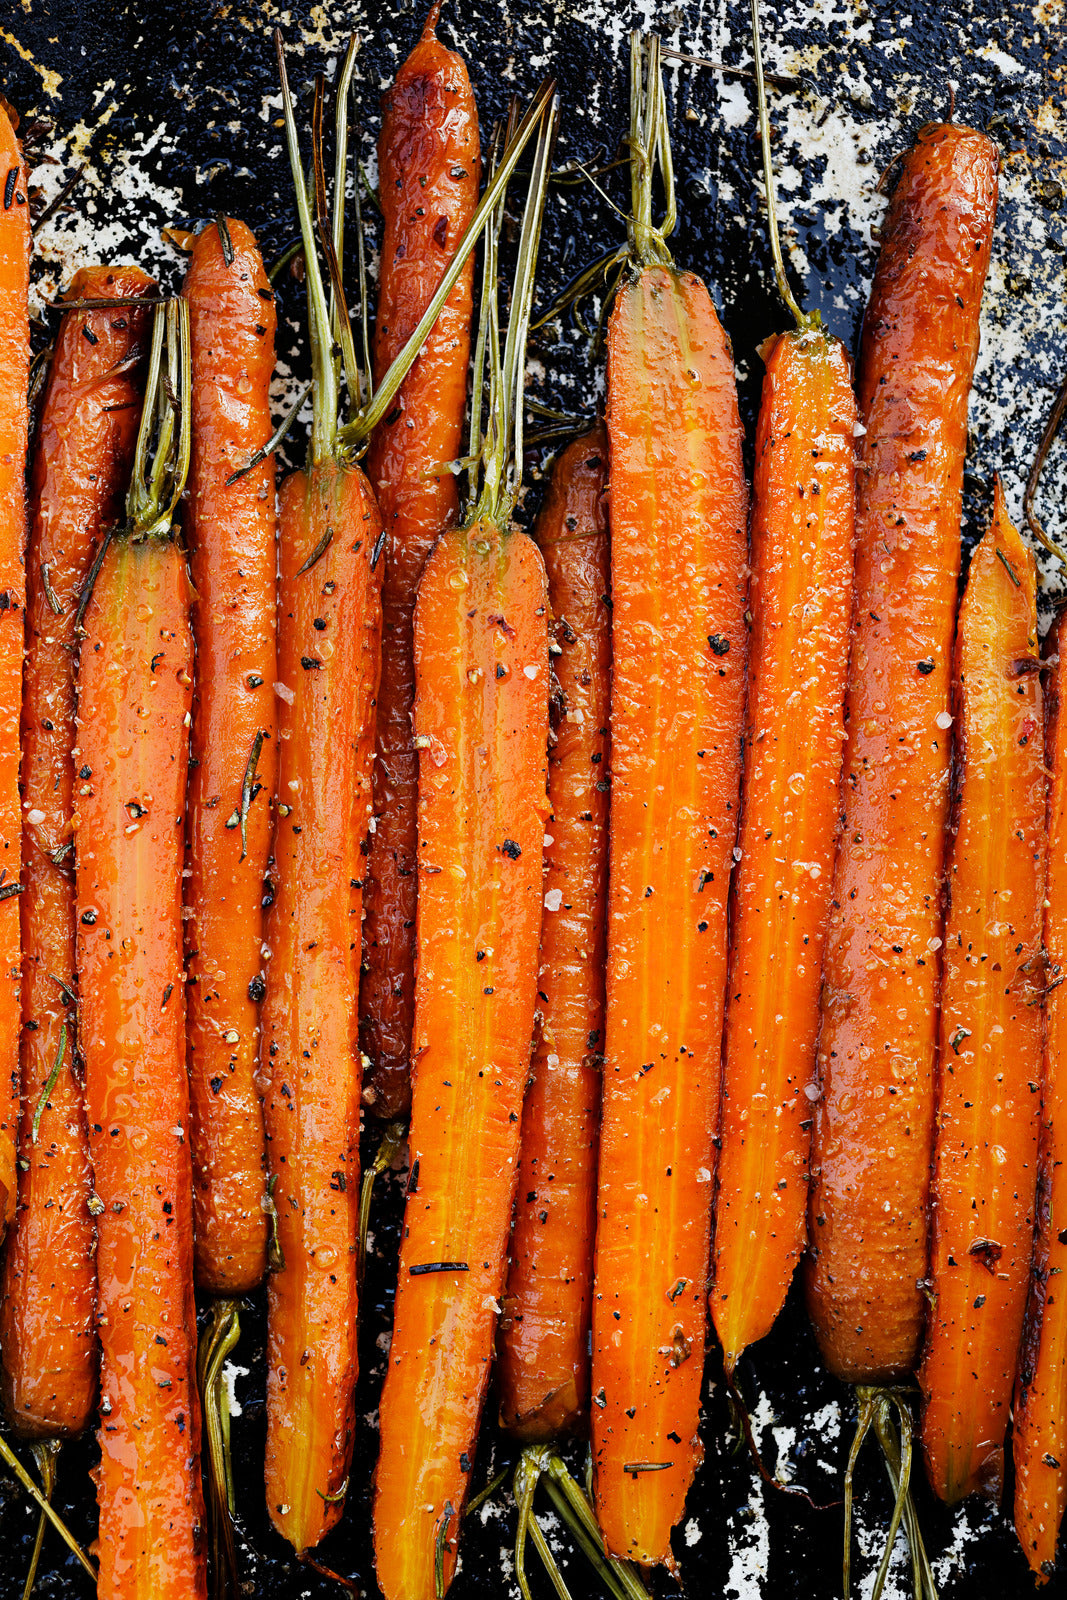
xmin=264 ymin=38 xmax=552 ymax=1557
xmin=1015 ymin=618 xmax=1067 ymax=1577
xmin=183 ymin=217 xmax=277 ymax=1301
xmin=1014 ymin=397 xmax=1067 ymax=1582
xmin=0 ymin=267 xmax=152 ymax=1444
xmin=181 ymin=213 xmax=278 ymax=1594
xmin=372 ymin=94 xmax=558 ymax=1600
xmin=0 ymin=102 xmax=30 ymax=1241
xmin=710 ymin=0 xmax=856 ymax=1376
xmin=497 ymin=436 xmax=650 ymax=1600
xmin=362 ymin=0 xmax=480 ymax=1123
xmin=917 ymin=482 xmax=1044 ymax=1505
xmin=805 ymin=122 xmax=1000 ymax=1385
xmin=591 ymin=33 xmax=748 ymax=1569
xmin=74 ymin=298 xmax=206 ymax=1600
xmin=497 ymin=427 xmax=609 ymax=1443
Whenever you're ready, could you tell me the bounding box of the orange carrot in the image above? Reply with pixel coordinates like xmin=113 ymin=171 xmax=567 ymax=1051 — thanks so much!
xmin=74 ymin=301 xmax=206 ymax=1600
xmin=261 ymin=455 xmax=381 ymax=1552
xmin=1015 ymin=606 xmax=1067 ymax=1579
xmin=362 ymin=1 xmax=480 ymax=1122
xmin=183 ymin=217 xmax=277 ymax=1296
xmin=259 ymin=44 xmax=381 ymax=1555
xmin=0 ymin=103 xmax=30 ymax=1240
xmin=262 ymin=39 xmax=524 ymax=1554
xmin=372 ymin=94 xmax=557 ymax=1600
xmin=709 ymin=8 xmax=857 ymax=1373
xmin=0 ymin=267 xmax=152 ymax=1441
xmin=497 ymin=427 xmax=610 ymax=1441
xmin=917 ymin=483 xmax=1044 ymax=1504
xmin=805 ymin=123 xmax=1000 ymax=1383
xmin=711 ymin=324 xmax=856 ymax=1373
xmin=591 ymin=35 xmax=748 ymax=1567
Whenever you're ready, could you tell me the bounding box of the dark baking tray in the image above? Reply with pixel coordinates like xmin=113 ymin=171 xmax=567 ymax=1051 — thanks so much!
xmin=1 ymin=1 xmax=1066 ymax=1596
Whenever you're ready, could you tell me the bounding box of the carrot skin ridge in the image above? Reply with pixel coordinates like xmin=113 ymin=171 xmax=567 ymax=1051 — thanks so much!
xmin=805 ymin=123 xmax=1000 ymax=1383
xmin=917 ymin=487 xmax=1044 ymax=1505
xmin=361 ymin=5 xmax=480 ymax=1122
xmin=592 ymin=265 xmax=748 ymax=1568
xmin=0 ymin=267 xmax=152 ymax=1440
xmin=75 ymin=535 xmax=206 ymax=1600
xmin=261 ymin=461 xmax=382 ymax=1553
xmin=710 ymin=328 xmax=856 ymax=1372
xmin=498 ymin=428 xmax=610 ymax=1442
xmin=183 ymin=218 xmax=277 ymax=1295
xmin=373 ymin=519 xmax=549 ymax=1600
xmin=0 ymin=106 xmax=30 ymax=1241
xmin=1015 ymin=613 xmax=1067 ymax=1578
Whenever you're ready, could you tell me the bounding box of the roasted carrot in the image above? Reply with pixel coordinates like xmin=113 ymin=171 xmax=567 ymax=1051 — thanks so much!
xmin=709 ymin=3 xmax=856 ymax=1375
xmin=0 ymin=103 xmax=30 ymax=1241
xmin=261 ymin=451 xmax=380 ymax=1552
xmin=591 ymin=35 xmax=748 ymax=1568
xmin=183 ymin=217 xmax=276 ymax=1296
xmin=497 ymin=426 xmax=610 ymax=1441
xmin=1015 ymin=607 xmax=1067 ymax=1580
xmin=362 ymin=0 xmax=480 ymax=1123
xmin=0 ymin=267 xmax=152 ymax=1442
xmin=263 ymin=39 xmax=526 ymax=1555
xmin=260 ymin=45 xmax=380 ymax=1555
xmin=805 ymin=122 xmax=1000 ymax=1383
xmin=372 ymin=94 xmax=557 ymax=1600
xmin=916 ymin=483 xmax=1044 ymax=1504
xmin=74 ymin=301 xmax=206 ymax=1600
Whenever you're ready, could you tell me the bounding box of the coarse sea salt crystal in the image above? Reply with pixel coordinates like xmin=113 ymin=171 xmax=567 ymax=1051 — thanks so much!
xmin=544 ymin=888 xmax=563 ymax=912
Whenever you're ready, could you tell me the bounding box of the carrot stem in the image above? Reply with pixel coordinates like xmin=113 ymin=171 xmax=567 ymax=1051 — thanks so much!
xmin=275 ymin=27 xmax=555 ymax=462
xmin=542 ymin=1459 xmax=650 ymax=1600
xmin=0 ymin=1432 xmax=94 ymax=1583
xmin=627 ymin=31 xmax=674 ymax=267
xmin=198 ymin=1299 xmax=242 ymax=1600
xmin=357 ymin=1119 xmax=406 ymax=1286
xmin=20 ymin=1440 xmax=60 ymax=1600
xmin=748 ymin=0 xmax=811 ymax=327
xmin=1024 ymin=368 xmax=1067 ymax=560
xmin=844 ymin=1390 xmax=937 ymax=1600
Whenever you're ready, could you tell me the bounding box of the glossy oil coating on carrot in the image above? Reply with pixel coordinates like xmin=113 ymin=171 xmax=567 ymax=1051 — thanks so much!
xmin=0 ymin=106 xmax=30 ymax=1240
xmin=0 ymin=267 xmax=152 ymax=1440
xmin=592 ymin=265 xmax=748 ymax=1567
xmin=498 ymin=428 xmax=610 ymax=1441
xmin=1015 ymin=612 xmax=1067 ymax=1580
xmin=183 ymin=218 xmax=276 ymax=1295
xmin=918 ymin=485 xmax=1044 ymax=1505
xmin=260 ymin=462 xmax=382 ymax=1553
xmin=373 ymin=521 xmax=548 ymax=1600
xmin=805 ymin=124 xmax=999 ymax=1383
xmin=76 ymin=536 xmax=205 ymax=1600
xmin=710 ymin=328 xmax=855 ymax=1374
xmin=362 ymin=1 xmax=480 ymax=1121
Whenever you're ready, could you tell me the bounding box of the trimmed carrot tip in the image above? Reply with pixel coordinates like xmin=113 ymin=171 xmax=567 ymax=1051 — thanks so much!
xmin=421 ymin=0 xmax=443 ymax=40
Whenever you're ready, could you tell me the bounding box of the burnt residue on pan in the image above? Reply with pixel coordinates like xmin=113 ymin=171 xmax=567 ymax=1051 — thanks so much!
xmin=0 ymin=1 xmax=1065 ymax=1597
